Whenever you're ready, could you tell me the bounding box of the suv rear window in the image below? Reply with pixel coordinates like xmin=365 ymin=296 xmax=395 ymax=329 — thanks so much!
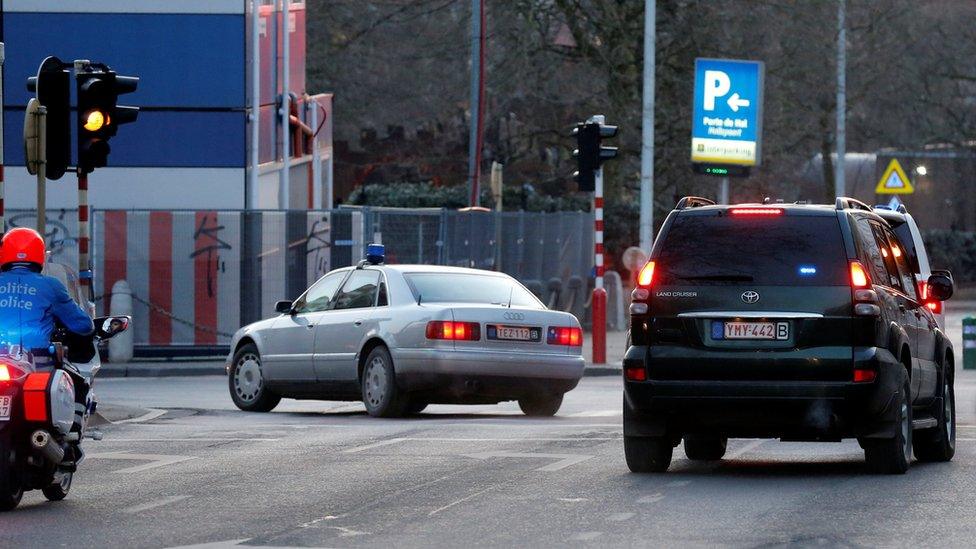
xmin=655 ymin=214 xmax=849 ymax=286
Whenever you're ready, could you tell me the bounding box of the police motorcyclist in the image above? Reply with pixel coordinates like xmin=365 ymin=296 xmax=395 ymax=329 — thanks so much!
xmin=0 ymin=228 xmax=94 ymax=456
xmin=0 ymin=228 xmax=93 ymax=351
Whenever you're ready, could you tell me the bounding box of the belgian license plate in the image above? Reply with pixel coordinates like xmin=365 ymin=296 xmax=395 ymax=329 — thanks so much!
xmin=0 ymin=396 xmax=10 ymax=421
xmin=715 ymin=321 xmax=789 ymax=340
xmin=489 ymin=325 xmax=539 ymax=342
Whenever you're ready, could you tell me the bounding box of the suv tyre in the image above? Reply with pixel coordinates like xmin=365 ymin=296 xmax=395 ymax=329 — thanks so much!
xmin=864 ymin=368 xmax=912 ymax=474
xmin=914 ymin=358 xmax=955 ymax=462
xmin=624 ymin=435 xmax=672 ymax=473
xmin=684 ymin=436 xmax=728 ymax=461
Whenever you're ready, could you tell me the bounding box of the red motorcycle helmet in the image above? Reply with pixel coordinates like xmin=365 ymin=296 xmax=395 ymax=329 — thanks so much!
xmin=0 ymin=227 xmax=46 ymax=270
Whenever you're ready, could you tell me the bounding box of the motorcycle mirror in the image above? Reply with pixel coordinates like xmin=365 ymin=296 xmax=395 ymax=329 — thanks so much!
xmin=94 ymin=315 xmax=131 ymax=339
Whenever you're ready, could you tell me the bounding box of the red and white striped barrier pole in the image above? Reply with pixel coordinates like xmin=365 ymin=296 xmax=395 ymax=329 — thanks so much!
xmin=592 ymin=163 xmax=607 ymax=365
xmin=78 ymin=171 xmax=92 ymax=301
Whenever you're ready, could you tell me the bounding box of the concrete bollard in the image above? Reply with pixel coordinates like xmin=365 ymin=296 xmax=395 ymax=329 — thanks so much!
xmin=108 ymin=279 xmax=134 ymax=363
xmin=604 ymin=270 xmax=626 ymax=331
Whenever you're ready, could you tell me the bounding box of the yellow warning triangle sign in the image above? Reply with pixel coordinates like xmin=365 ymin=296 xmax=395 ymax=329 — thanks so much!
xmin=875 ymin=159 xmax=914 ymax=194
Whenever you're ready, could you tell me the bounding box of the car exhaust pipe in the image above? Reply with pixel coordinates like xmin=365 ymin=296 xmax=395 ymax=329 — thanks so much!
xmin=30 ymin=430 xmax=65 ymax=464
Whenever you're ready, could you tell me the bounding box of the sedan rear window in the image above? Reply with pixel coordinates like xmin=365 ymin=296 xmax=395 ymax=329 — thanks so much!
xmin=655 ymin=214 xmax=849 ymax=286
xmin=404 ymin=273 xmax=543 ymax=308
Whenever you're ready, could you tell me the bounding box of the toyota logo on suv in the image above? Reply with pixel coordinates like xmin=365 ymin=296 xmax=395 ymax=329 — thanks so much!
xmin=504 ymin=312 xmax=525 ymax=320
xmin=741 ymin=291 xmax=760 ymax=304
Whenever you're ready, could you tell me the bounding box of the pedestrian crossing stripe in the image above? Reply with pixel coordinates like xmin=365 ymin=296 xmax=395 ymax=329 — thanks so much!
xmin=875 ymin=159 xmax=914 ymax=194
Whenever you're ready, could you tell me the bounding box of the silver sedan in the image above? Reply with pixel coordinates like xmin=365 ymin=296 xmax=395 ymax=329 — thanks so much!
xmin=225 ymin=263 xmax=585 ymax=417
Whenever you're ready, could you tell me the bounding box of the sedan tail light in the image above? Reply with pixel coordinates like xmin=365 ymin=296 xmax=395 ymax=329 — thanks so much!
xmin=547 ymin=327 xmax=582 ymax=346
xmin=426 ymin=321 xmax=481 ymax=341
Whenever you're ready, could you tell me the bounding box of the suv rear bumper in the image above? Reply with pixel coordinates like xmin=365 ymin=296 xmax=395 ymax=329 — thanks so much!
xmin=623 ymin=345 xmax=904 ymax=440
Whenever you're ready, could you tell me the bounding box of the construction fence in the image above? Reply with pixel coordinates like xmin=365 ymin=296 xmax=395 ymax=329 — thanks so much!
xmin=83 ymin=207 xmax=593 ymax=351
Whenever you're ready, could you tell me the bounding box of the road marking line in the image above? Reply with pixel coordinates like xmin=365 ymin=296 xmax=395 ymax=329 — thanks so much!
xmin=570 ymin=532 xmax=603 ymax=541
xmin=428 ymin=485 xmax=498 ymax=517
xmin=113 ymin=408 xmax=167 ymax=424
xmin=463 ymin=451 xmax=593 ymax=472
xmin=103 ymin=438 xmax=280 ymax=442
xmin=343 ymin=438 xmax=409 ymax=453
xmin=607 ymin=512 xmax=635 ymax=522
xmin=124 ymin=495 xmax=189 ymax=514
xmin=87 ymin=451 xmax=198 ymax=473
xmin=557 ymin=497 xmax=588 ymax=503
xmin=343 ymin=437 xmax=617 ymax=454
xmin=727 ymin=439 xmax=765 ymax=459
xmin=568 ymin=410 xmax=621 ymax=417
xmin=637 ymin=492 xmax=664 ymax=504
xmin=666 ymin=480 xmax=691 ymax=487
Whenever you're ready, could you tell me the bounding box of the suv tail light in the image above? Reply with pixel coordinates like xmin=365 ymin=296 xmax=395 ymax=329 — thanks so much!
xmin=547 ymin=327 xmax=582 ymax=346
xmin=630 ymin=261 xmax=655 ymax=316
xmin=853 ymin=368 xmax=877 ymax=383
xmin=850 ymin=261 xmax=871 ymax=289
xmin=426 ymin=321 xmax=481 ymax=341
xmin=637 ymin=261 xmax=655 ymax=287
xmin=850 ymin=261 xmax=880 ymax=316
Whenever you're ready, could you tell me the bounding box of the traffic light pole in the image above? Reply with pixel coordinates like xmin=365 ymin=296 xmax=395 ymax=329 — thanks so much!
xmin=592 ymin=165 xmax=606 ymax=365
xmin=34 ymin=106 xmax=47 ymax=235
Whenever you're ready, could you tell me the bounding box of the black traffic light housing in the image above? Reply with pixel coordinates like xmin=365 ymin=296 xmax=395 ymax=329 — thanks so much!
xmin=76 ymin=64 xmax=139 ymax=173
xmin=26 ymin=56 xmax=71 ymax=180
xmin=572 ymin=121 xmax=618 ymax=192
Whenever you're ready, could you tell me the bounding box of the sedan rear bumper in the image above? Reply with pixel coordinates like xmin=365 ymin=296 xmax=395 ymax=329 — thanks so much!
xmin=393 ymin=348 xmax=584 ymax=402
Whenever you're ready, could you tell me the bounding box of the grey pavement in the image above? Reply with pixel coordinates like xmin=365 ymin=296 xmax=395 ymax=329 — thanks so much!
xmin=1 ymin=369 xmax=975 ymax=547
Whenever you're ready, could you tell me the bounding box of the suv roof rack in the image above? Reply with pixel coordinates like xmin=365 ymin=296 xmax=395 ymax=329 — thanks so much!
xmin=675 ymin=196 xmax=716 ymax=210
xmin=835 ymin=197 xmax=873 ymax=212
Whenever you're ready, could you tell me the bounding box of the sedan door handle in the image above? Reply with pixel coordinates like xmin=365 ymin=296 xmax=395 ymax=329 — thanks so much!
xmin=306 ymin=324 xmax=315 ymax=329
xmin=354 ymin=320 xmax=364 ymax=326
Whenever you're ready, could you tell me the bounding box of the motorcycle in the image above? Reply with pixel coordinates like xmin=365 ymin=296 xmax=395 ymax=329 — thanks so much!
xmin=0 ymin=315 xmax=130 ymax=511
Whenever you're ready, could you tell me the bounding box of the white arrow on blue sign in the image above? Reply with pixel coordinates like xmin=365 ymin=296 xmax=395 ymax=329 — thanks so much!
xmin=691 ymin=58 xmax=765 ymax=167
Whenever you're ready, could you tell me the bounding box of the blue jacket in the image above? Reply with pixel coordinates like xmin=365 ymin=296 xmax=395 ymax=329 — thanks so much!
xmin=0 ymin=266 xmax=94 ymax=351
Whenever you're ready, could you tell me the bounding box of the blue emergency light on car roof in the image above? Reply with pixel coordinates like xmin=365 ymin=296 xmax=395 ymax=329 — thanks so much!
xmin=366 ymin=244 xmax=385 ymax=265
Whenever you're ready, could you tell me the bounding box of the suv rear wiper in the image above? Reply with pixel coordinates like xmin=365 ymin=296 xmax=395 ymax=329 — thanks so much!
xmin=676 ymin=274 xmax=754 ymax=282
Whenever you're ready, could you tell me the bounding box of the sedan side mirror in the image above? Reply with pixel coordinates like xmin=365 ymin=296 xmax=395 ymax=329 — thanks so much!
xmin=94 ymin=315 xmax=131 ymax=339
xmin=275 ymin=300 xmax=294 ymax=314
xmin=927 ymin=272 xmax=953 ymax=301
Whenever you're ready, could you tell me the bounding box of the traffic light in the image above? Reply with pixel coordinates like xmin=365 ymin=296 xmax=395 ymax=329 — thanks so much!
xmin=26 ymin=56 xmax=71 ymax=180
xmin=572 ymin=120 xmax=618 ymax=192
xmin=76 ymin=64 xmax=139 ymax=173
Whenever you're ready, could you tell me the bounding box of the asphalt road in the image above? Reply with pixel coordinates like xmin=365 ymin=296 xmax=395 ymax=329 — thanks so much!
xmin=2 ymin=368 xmax=976 ymax=548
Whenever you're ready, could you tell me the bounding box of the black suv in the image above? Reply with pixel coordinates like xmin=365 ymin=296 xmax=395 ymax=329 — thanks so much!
xmin=623 ymin=197 xmax=955 ymax=474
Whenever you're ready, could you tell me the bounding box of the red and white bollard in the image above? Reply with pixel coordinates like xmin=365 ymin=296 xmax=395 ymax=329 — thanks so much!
xmin=591 ymin=162 xmax=606 ymax=364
